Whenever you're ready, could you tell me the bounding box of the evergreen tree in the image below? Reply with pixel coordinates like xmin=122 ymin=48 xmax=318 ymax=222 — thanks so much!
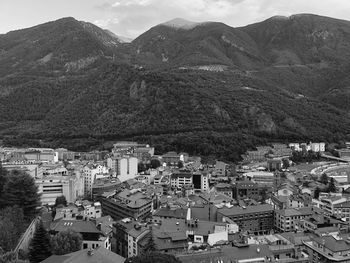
xmin=54 ymin=196 xmax=67 ymax=207
xmin=150 ymin=159 xmax=161 ymax=169
xmin=0 ymin=170 xmax=40 ymax=221
xmin=328 ymin=178 xmax=337 ymax=193
xmin=320 ymin=173 xmax=329 ymax=185
xmin=50 ymin=230 xmax=82 ymax=255
xmin=0 ymin=251 xmax=28 ymax=263
xmin=314 ymin=187 xmax=321 ymax=199
xmin=142 ymin=232 xmax=156 ymax=254
xmin=0 ymin=206 xmax=25 ymax=252
xmin=28 ymin=221 xmax=51 ymax=263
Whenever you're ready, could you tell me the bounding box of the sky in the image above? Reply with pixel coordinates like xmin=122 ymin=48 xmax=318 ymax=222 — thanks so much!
xmin=1 ymin=0 xmax=350 ymax=39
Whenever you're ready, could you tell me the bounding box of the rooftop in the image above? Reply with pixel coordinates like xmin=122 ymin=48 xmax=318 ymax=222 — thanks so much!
xmin=218 ymin=204 xmax=274 ymax=216
xmin=41 ymin=247 xmax=125 ymax=263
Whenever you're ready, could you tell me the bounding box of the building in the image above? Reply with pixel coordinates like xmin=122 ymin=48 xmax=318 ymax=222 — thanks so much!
xmin=50 ymin=220 xmax=111 ymax=250
xmin=101 ymin=189 xmax=153 ymax=220
xmin=24 ymin=149 xmax=56 ymax=163
xmin=233 ymin=180 xmax=261 ymax=200
xmin=114 ymin=218 xmax=150 ymax=258
xmin=36 ymin=174 xmax=84 ymax=205
xmin=171 ymin=172 xmax=193 ymax=189
xmin=41 ymin=247 xmax=125 ymax=263
xmin=243 ymin=171 xmax=276 ymax=186
xmin=83 ymin=164 xmax=110 ymax=198
xmin=217 ymin=204 xmax=274 ymax=235
xmin=107 ymin=157 xmax=138 ymax=182
xmin=213 ymin=161 xmax=228 ymax=177
xmin=214 ymin=183 xmax=233 ymax=198
xmin=274 ymin=207 xmax=313 ymax=232
xmin=304 ymin=234 xmax=350 ymax=263
xmin=162 ymin=152 xmax=189 ymax=165
xmin=333 ymin=199 xmax=350 ymax=222
xmin=92 ymin=178 xmax=121 ymax=198
xmin=192 ymin=172 xmax=209 ymax=191
xmin=2 ymin=163 xmax=43 ymax=178
xmin=313 ymin=196 xmax=348 ymax=216
xmin=267 ymin=159 xmax=282 ymax=171
xmin=336 ymin=148 xmax=350 ymax=158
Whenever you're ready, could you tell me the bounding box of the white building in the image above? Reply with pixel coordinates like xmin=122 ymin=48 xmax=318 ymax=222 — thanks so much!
xmin=83 ymin=164 xmax=109 ymax=198
xmin=36 ymin=174 xmax=84 ymax=205
xmin=170 ymin=172 xmax=193 ymax=188
xmin=107 ymin=157 xmax=138 ymax=182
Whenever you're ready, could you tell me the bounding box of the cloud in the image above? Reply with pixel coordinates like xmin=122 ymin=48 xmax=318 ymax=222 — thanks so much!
xmin=93 ymin=0 xmax=350 ymax=39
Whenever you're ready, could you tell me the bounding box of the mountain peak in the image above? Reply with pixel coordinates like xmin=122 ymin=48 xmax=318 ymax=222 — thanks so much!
xmin=161 ymin=18 xmax=203 ymax=30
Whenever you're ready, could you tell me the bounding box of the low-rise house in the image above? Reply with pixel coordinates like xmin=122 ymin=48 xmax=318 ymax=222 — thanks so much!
xmin=50 ymin=220 xmax=111 ymax=250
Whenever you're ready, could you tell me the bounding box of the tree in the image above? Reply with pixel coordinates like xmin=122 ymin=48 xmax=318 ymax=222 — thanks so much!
xmin=328 ymin=178 xmax=337 ymax=193
xmin=51 ymin=230 xmax=82 ymax=255
xmin=0 ymin=206 xmax=26 ymax=252
xmin=127 ymin=252 xmax=181 ymax=263
xmin=0 ymin=251 xmax=28 ymax=263
xmin=260 ymin=187 xmax=269 ymax=204
xmin=282 ymin=158 xmax=290 ymax=169
xmin=0 ymin=170 xmax=40 ymax=221
xmin=177 ymin=161 xmax=184 ymax=169
xmin=150 ymin=159 xmax=161 ymax=169
xmin=141 ymin=233 xmax=156 ymax=254
xmin=314 ymin=187 xmax=321 ymax=199
xmin=54 ymin=196 xmax=67 ymax=207
xmin=28 ymin=221 xmax=51 ymax=263
xmin=138 ymin=163 xmax=147 ymax=173
xmin=320 ymin=173 xmax=329 ymax=185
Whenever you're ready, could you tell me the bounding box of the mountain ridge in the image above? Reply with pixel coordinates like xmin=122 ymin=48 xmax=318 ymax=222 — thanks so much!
xmin=0 ymin=14 xmax=350 ymax=160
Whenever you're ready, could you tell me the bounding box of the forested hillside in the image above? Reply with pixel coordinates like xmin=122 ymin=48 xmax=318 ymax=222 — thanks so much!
xmin=1 ymin=15 xmax=350 ymax=161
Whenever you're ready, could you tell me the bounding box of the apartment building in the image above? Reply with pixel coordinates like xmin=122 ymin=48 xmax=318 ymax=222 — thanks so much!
xmin=217 ymin=204 xmax=274 ymax=235
xmin=274 ymin=207 xmax=313 ymax=232
xmin=101 ymin=189 xmax=153 ymax=221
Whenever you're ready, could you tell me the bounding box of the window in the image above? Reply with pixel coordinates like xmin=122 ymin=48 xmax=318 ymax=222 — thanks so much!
xmin=92 ymin=244 xmax=95 ymax=249
xmin=83 ymin=243 xmax=88 ymax=249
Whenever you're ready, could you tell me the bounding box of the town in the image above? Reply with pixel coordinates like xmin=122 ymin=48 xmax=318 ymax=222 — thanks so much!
xmin=1 ymin=140 xmax=350 ymax=263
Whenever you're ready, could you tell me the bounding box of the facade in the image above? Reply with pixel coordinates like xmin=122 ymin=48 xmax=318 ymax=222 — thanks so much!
xmin=243 ymin=171 xmax=276 ymax=186
xmin=233 ymin=180 xmax=261 ymax=200
xmin=217 ymin=204 xmax=274 ymax=234
xmin=83 ymin=164 xmax=109 ymax=198
xmin=107 ymin=157 xmax=138 ymax=182
xmin=274 ymin=208 xmax=312 ymax=232
xmin=170 ymin=172 xmax=193 ymax=188
xmin=36 ymin=174 xmax=84 ymax=205
xmin=192 ymin=172 xmax=209 ymax=191
xmin=215 ymin=183 xmax=233 ymax=198
xmin=267 ymin=159 xmax=282 ymax=171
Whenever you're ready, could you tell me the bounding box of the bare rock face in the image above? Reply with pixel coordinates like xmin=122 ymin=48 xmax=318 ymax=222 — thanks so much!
xmin=130 ymin=80 xmax=146 ymax=100
xmin=212 ymin=103 xmax=231 ymax=120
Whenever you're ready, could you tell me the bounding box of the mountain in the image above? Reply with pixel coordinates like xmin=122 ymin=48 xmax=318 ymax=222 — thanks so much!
xmin=0 ymin=15 xmax=350 ymax=161
xmin=131 ymin=18 xmax=263 ymax=69
xmin=0 ymin=17 xmax=121 ymax=77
